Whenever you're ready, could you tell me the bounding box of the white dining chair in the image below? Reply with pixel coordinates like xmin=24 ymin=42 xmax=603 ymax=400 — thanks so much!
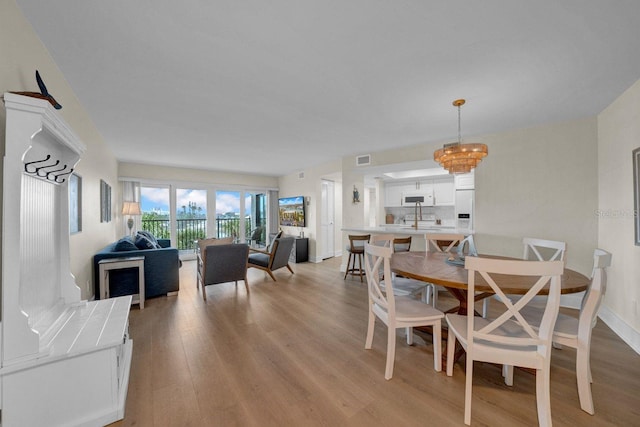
xmin=370 ymin=234 xmax=429 ymax=304
xmin=446 ymin=256 xmax=564 ymax=426
xmin=505 ymin=248 xmax=612 ymax=415
xmin=364 ymin=243 xmax=444 ymax=379
xmin=484 ymin=237 xmax=567 ymax=318
xmin=523 ymin=237 xmax=567 ymax=262
xmin=425 ymin=233 xmax=465 ymax=308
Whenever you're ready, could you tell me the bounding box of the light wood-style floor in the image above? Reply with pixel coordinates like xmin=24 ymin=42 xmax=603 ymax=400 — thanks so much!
xmin=111 ymin=257 xmax=639 ymax=426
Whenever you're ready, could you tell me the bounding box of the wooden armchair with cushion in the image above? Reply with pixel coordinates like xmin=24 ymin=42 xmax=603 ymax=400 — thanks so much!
xmin=248 ymin=236 xmax=295 ymax=281
xmin=197 ymin=242 xmax=250 ymax=300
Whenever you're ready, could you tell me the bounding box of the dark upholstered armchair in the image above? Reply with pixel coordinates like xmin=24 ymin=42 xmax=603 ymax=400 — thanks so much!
xmin=197 ymin=243 xmax=250 ymax=300
xmin=247 ymin=237 xmax=295 ymax=281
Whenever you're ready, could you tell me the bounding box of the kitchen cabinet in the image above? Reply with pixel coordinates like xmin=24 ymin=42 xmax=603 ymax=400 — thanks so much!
xmin=384 ymin=182 xmax=406 ymax=207
xmin=433 ymin=177 xmax=455 ymax=206
xmin=454 ymin=172 xmax=475 ymax=190
xmin=385 ymin=179 xmax=442 ymax=207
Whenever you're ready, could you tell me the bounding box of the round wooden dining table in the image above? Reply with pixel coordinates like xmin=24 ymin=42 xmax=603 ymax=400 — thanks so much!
xmin=391 ymin=251 xmax=591 ymax=315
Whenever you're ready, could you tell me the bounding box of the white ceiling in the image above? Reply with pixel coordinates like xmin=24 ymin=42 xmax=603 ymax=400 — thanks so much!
xmin=15 ymin=1 xmax=640 ymax=177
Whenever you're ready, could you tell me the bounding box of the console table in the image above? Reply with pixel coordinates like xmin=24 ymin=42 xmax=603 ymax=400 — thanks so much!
xmin=292 ymin=237 xmax=309 ymax=263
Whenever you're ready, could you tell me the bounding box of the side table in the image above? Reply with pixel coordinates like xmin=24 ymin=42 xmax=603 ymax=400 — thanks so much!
xmin=98 ymin=256 xmax=145 ymax=309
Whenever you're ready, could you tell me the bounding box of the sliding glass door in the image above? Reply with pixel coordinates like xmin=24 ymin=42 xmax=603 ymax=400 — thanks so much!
xmin=245 ymin=191 xmax=267 ymax=247
xmin=140 ymin=185 xmax=171 ymax=240
xmin=138 ymin=184 xmax=271 ymax=254
xmin=176 ymin=188 xmax=207 ymax=250
xmin=215 ymin=190 xmax=241 ymax=240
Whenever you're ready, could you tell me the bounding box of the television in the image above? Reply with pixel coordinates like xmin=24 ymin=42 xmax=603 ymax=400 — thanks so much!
xmin=278 ymin=196 xmax=305 ymax=227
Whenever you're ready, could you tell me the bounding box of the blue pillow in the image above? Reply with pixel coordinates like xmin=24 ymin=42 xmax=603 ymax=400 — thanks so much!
xmin=137 ymin=230 xmax=158 ymax=245
xmin=114 ymin=236 xmax=138 ymax=251
xmin=134 ymin=234 xmax=158 ymax=250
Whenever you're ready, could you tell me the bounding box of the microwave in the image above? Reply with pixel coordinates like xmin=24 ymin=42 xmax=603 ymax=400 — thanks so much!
xmin=402 ymin=191 xmax=434 ymax=206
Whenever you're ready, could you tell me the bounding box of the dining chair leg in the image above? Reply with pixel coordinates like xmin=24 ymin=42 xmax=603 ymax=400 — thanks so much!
xmin=464 ymin=356 xmax=473 ymax=425
xmin=446 ymin=333 xmax=456 ymax=376
xmin=503 ymin=364 xmax=514 ymax=386
xmin=576 ymin=346 xmax=595 ymax=414
xmin=385 ymin=327 xmax=396 ymax=380
xmin=406 ymin=327 xmax=413 ymax=345
xmin=432 ymin=285 xmax=439 ymax=308
xmin=536 ymin=367 xmax=553 ymax=427
xmin=365 ymin=307 xmax=375 ymax=349
xmin=482 ymin=297 xmax=489 ymax=318
xmin=433 ymin=320 xmax=442 ymax=372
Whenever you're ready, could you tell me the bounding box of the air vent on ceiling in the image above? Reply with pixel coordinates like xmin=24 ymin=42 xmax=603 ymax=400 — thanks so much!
xmin=298 ymin=171 xmax=305 ymax=179
xmin=356 ymin=154 xmax=371 ymax=166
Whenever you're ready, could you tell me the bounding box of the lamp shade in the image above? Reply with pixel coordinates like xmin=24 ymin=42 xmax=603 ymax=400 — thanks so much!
xmin=122 ymin=201 xmax=141 ymax=216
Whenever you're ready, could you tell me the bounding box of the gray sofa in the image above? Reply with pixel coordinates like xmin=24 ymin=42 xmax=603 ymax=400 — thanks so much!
xmin=93 ymin=235 xmax=180 ymax=300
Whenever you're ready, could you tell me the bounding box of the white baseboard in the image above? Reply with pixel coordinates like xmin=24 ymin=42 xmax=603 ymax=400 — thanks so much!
xmin=598 ymin=305 xmax=640 ymax=354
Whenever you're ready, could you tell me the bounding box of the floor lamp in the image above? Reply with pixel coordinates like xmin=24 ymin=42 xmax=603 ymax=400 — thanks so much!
xmin=122 ymin=201 xmax=141 ymax=236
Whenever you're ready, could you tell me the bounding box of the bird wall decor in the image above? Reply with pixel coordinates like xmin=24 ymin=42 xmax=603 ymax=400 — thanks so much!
xmin=11 ymin=70 xmax=62 ymax=109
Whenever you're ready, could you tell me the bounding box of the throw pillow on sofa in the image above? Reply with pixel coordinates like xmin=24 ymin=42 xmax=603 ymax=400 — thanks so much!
xmin=114 ymin=236 xmax=138 ymax=251
xmin=137 ymin=230 xmax=159 ymax=246
xmin=134 ymin=233 xmax=160 ymax=250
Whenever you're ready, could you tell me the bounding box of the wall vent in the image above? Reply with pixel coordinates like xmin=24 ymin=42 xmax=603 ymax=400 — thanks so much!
xmin=356 ymin=154 xmax=371 ymax=166
xmin=298 ymin=171 xmax=305 ymax=179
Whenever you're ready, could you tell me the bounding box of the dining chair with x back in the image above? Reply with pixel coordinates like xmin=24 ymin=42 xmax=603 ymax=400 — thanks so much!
xmin=364 ymin=243 xmax=444 ymax=380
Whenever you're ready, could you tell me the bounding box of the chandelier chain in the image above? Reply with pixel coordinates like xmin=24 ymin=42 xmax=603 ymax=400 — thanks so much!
xmin=457 ymin=104 xmax=462 ymax=143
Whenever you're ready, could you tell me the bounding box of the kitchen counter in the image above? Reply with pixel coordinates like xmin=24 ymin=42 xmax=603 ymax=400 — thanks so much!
xmin=342 ymin=225 xmax=473 ymax=236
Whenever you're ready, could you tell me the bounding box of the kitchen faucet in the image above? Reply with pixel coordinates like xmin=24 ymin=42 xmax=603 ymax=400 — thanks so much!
xmin=412 ymin=201 xmax=422 ymax=229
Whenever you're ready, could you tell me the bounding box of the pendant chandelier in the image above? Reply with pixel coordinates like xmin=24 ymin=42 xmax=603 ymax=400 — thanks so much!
xmin=433 ymin=99 xmax=488 ymax=174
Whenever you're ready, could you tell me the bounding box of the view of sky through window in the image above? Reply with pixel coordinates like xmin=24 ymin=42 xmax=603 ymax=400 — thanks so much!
xmin=140 ymin=188 xmax=251 ymax=217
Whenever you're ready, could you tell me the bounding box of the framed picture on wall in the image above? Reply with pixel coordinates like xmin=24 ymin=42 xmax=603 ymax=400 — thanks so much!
xmin=634 ymin=147 xmax=640 ymax=245
xmin=100 ymin=179 xmax=112 ymax=223
xmin=69 ymin=173 xmax=82 ymax=233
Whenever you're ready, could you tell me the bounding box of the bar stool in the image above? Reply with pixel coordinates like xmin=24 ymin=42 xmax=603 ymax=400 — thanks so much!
xmin=344 ymin=234 xmax=370 ymax=282
xmin=392 ymin=236 xmax=412 ymax=253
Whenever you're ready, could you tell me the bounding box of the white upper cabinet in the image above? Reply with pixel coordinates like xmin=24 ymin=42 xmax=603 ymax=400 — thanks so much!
xmin=384 ymin=182 xmax=406 ymax=207
xmin=384 ymin=178 xmax=447 ymax=207
xmin=454 ymin=172 xmax=475 ymax=190
xmin=433 ymin=177 xmax=455 ymax=206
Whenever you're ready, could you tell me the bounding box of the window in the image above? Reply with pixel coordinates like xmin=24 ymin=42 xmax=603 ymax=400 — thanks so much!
xmin=176 ymin=188 xmax=207 ymax=250
xmin=140 ymin=186 xmax=170 ymax=240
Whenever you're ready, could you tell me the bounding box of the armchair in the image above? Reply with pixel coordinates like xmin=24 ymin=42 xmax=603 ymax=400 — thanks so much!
xmin=197 ymin=243 xmax=250 ymax=300
xmin=247 ymin=226 xmax=265 ymax=247
xmin=248 ymin=237 xmax=295 ymax=281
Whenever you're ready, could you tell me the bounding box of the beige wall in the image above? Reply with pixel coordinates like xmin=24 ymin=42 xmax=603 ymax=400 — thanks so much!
xmin=341 ymin=117 xmax=599 ymax=290
xmin=473 ymin=117 xmax=599 ymax=277
xmin=597 ymin=78 xmax=640 ymax=347
xmin=277 ymin=159 xmax=342 ymax=262
xmin=119 ymin=162 xmax=279 ymax=189
xmin=1 ymin=0 xmax=118 ymax=299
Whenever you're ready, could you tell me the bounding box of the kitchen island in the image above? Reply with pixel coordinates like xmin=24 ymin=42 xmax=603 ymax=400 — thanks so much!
xmin=341 ymin=226 xmax=473 ymax=252
xmin=342 ymin=225 xmax=473 ymax=236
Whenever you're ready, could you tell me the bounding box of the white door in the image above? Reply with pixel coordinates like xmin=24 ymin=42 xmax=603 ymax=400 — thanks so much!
xmin=320 ymin=180 xmax=335 ymax=259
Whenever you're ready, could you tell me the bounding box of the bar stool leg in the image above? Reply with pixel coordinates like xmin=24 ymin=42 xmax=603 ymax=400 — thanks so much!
xmin=344 ymin=251 xmax=353 ymax=279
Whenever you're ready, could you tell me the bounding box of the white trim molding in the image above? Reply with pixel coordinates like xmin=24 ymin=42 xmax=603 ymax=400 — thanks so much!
xmin=598 ymin=305 xmax=640 ymax=354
